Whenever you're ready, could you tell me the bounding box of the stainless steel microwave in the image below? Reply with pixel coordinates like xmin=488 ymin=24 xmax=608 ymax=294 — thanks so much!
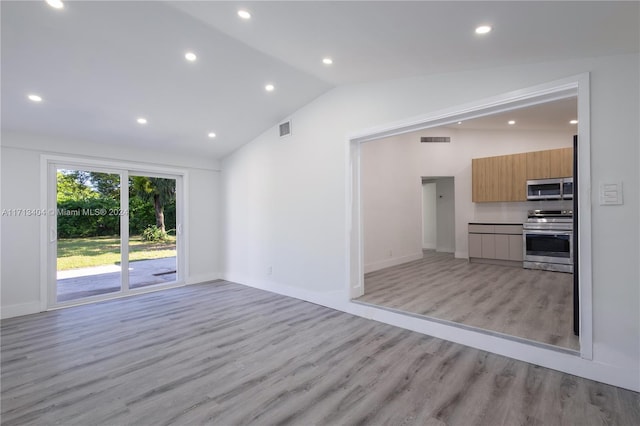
xmin=527 ymin=178 xmax=573 ymax=200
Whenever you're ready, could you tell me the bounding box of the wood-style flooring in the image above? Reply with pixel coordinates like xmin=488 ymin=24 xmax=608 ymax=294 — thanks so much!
xmin=2 ymin=281 xmax=637 ymax=425
xmin=358 ymin=251 xmax=579 ymax=350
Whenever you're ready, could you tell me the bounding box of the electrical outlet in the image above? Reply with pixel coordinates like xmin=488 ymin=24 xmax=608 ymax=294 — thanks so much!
xmin=267 ymin=266 xmax=273 ymax=275
xmin=388 ymin=250 xmax=393 ymax=257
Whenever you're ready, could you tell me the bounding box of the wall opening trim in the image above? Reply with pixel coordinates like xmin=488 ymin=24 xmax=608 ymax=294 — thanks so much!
xmin=347 ymin=73 xmax=593 ymax=370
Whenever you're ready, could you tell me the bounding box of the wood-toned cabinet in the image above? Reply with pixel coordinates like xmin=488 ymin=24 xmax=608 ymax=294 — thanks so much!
xmin=472 ymin=147 xmax=573 ymax=203
xmin=472 ymin=153 xmax=526 ymax=202
xmin=468 ymin=224 xmax=523 ymax=265
xmin=526 ymin=147 xmax=573 ymax=179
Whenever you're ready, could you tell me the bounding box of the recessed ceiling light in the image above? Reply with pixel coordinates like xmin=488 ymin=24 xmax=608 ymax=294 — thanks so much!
xmin=570 ymin=119 xmax=579 ymax=125
xmin=457 ymin=121 xmax=463 ymax=125
xmin=322 ymin=57 xmax=333 ymax=65
xmin=208 ymin=132 xmax=217 ymax=138
xmin=27 ymin=94 xmax=43 ymax=102
xmin=46 ymin=0 xmax=64 ymax=9
xmin=265 ymin=84 xmax=275 ymax=92
xmin=185 ymin=52 xmax=197 ymax=62
xmin=508 ymin=120 xmax=516 ymax=125
xmin=238 ymin=9 xmax=251 ymax=19
xmin=475 ymin=25 xmax=492 ymax=35
xmin=137 ymin=117 xmax=147 ymax=125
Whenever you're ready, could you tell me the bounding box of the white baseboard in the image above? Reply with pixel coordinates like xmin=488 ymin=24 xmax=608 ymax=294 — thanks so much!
xmin=186 ymin=272 xmax=221 ymax=285
xmin=435 ymin=247 xmax=455 ymax=253
xmin=1 ymin=301 xmax=41 ymax=319
xmin=221 ymin=273 xmax=348 ymax=312
xmin=454 ymin=250 xmax=468 ymax=259
xmin=364 ymin=252 xmax=423 ymax=274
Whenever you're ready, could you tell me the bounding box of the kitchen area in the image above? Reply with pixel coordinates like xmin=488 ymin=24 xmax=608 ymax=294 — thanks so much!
xmin=469 ymin=146 xmax=574 ymax=273
xmin=357 ymin=97 xmax=581 ymax=351
xmin=468 ymin=143 xmax=578 ymax=344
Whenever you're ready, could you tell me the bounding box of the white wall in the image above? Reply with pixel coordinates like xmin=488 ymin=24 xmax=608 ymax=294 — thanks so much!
xmin=0 ymin=131 xmax=221 ymax=318
xmin=421 ymin=182 xmax=436 ymax=249
xmin=220 ymin=54 xmax=639 ymax=391
xmin=361 ymin=126 xmax=573 ymax=268
xmin=361 ymin=136 xmax=423 ymax=273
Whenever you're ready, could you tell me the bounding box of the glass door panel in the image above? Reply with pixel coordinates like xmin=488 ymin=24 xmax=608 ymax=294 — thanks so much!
xmin=128 ymin=175 xmax=177 ymax=290
xmin=56 ymin=169 xmax=122 ymax=302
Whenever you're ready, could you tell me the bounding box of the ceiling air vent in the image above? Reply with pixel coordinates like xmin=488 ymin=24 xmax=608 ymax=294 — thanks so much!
xmin=420 ymin=136 xmax=450 ymax=143
xmin=279 ymin=120 xmax=291 ymax=138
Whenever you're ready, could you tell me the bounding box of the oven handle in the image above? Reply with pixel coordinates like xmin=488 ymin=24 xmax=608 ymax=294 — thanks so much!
xmin=523 ymin=229 xmax=572 ymax=236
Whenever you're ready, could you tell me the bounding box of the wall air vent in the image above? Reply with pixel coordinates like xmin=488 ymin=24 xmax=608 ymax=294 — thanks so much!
xmin=279 ymin=120 xmax=291 ymax=137
xmin=420 ymin=136 xmax=450 ymax=143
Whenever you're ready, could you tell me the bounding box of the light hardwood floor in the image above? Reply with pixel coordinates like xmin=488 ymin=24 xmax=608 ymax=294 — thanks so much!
xmin=358 ymin=250 xmax=579 ymax=350
xmin=2 ymin=281 xmax=638 ymax=425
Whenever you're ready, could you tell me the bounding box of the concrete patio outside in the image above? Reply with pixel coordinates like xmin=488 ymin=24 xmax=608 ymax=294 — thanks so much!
xmin=57 ymin=257 xmax=177 ymax=302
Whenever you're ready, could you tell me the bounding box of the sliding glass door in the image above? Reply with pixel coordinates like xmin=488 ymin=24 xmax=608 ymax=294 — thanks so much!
xmin=56 ymin=168 xmax=123 ymax=302
xmin=49 ymin=162 xmax=183 ymax=307
xmin=127 ymin=174 xmax=177 ymax=290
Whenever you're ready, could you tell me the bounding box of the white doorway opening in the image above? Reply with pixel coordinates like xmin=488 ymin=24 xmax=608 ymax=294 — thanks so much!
xmin=422 ymin=177 xmax=455 ymax=253
xmin=347 ymin=73 xmax=592 ymax=360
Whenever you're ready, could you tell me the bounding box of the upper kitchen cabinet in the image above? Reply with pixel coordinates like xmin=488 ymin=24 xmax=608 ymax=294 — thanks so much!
xmin=472 ymin=153 xmax=527 ymax=202
xmin=472 ymin=147 xmax=573 ymax=203
xmin=526 ymin=147 xmax=573 ymax=179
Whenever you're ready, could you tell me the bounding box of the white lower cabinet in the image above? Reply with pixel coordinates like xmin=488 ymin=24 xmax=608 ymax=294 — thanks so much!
xmin=468 ymin=233 xmax=482 ymax=258
xmin=495 ymin=234 xmax=509 ymax=260
xmin=468 ymin=224 xmax=523 ymax=264
xmin=508 ymin=234 xmax=524 ymax=262
xmin=481 ymin=234 xmax=497 ymax=259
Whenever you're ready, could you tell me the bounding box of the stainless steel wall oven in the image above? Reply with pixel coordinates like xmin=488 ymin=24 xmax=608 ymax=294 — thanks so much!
xmin=523 ymin=210 xmax=573 ymax=273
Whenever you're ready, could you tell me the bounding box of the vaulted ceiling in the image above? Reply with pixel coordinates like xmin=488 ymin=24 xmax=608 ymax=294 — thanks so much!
xmin=2 ymin=1 xmax=638 ymax=159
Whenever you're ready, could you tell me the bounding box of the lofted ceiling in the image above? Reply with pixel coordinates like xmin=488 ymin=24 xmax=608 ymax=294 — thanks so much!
xmin=1 ymin=1 xmax=638 ymax=160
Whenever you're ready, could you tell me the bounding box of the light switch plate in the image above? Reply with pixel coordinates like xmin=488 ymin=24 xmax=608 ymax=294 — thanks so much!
xmin=599 ymin=181 xmax=623 ymax=205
